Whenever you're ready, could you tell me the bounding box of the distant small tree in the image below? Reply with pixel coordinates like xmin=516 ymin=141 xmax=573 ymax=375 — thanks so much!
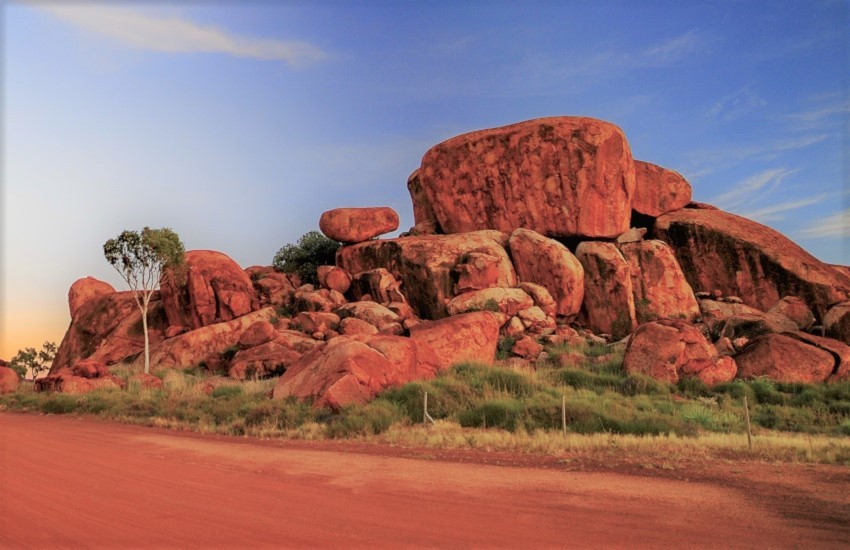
xmin=104 ymin=227 xmax=184 ymax=374
xmin=9 ymin=341 xmax=57 ymax=381
xmin=273 ymin=230 xmax=340 ymax=285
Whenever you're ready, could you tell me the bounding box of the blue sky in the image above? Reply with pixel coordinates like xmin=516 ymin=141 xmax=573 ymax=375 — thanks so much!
xmin=2 ymin=1 xmax=848 ymax=358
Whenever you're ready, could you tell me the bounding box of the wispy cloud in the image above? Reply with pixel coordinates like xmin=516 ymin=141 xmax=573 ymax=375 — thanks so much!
xmin=738 ymin=194 xmax=827 ymax=223
xmin=685 ymin=134 xmax=828 ymax=176
xmin=784 ymin=97 xmax=850 ymax=130
xmin=638 ymin=30 xmax=702 ymax=66
xmin=711 ymin=168 xmax=799 ymax=210
xmin=38 ymin=5 xmax=326 ymax=66
xmin=707 ymin=85 xmax=767 ymax=121
xmin=799 ymin=208 xmax=850 ymax=239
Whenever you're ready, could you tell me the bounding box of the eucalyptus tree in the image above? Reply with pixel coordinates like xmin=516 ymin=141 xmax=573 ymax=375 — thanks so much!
xmin=104 ymin=227 xmax=184 ymax=373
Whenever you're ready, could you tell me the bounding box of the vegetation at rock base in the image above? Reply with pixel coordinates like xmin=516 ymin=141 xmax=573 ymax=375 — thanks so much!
xmin=273 ymin=231 xmax=340 ymax=285
xmin=104 ymin=227 xmax=185 ymax=374
xmin=9 ymin=341 xmax=57 ymax=381
xmin=2 ymin=340 xmax=850 ymax=465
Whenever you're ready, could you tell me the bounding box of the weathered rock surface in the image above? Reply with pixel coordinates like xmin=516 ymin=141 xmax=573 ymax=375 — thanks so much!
xmin=35 ymin=374 xmax=125 ymax=394
xmin=51 ymin=291 xmax=169 ymax=373
xmin=272 ymin=335 xmax=439 ymax=410
xmin=349 ymin=269 xmax=405 ymax=304
xmin=249 ymin=268 xmax=299 ymax=308
xmin=337 ymin=232 xmax=515 ymax=319
xmin=698 ymin=299 xmax=764 ymax=338
xmin=140 ymin=308 xmax=275 ymax=371
xmin=408 ymin=311 xmax=502 ymax=371
xmin=623 ymin=319 xmax=736 ymax=386
xmin=407 ymin=169 xmax=439 ymax=228
xmin=655 ymin=209 xmax=850 ymax=319
xmin=319 ymin=207 xmax=399 ymax=244
xmin=824 ymin=301 xmax=850 ymax=345
xmin=237 ymin=321 xmax=277 ymax=349
xmin=455 ymin=252 xmax=504 ymax=293
xmin=768 ymin=296 xmax=815 ymax=331
xmin=418 ymin=117 xmax=635 ymax=239
xmin=509 ymin=229 xmax=584 ymax=318
xmin=68 ymin=277 xmax=115 ymax=318
xmin=618 ymin=240 xmax=699 ymax=323
xmin=446 ymin=288 xmax=533 ymax=317
xmin=337 ymin=302 xmax=399 ymax=329
xmin=735 ymin=333 xmax=834 ymax=383
xmin=0 ymin=366 xmax=21 ymax=395
xmin=160 ymin=250 xmax=259 ymax=331
xmin=631 ymin=160 xmax=692 ymax=217
xmin=719 ymin=312 xmax=798 ymax=341
xmin=575 ymin=241 xmax=636 ymax=339
xmin=229 ymin=340 xmax=303 ymax=380
xmin=783 ymin=331 xmax=850 ymax=383
xmin=517 ymin=282 xmax=557 ymax=317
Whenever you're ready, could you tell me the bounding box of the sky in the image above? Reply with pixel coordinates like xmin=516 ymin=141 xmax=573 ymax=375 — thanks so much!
xmin=2 ymin=0 xmax=848 ymax=359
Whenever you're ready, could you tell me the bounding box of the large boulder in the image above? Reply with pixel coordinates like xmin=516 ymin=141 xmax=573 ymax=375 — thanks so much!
xmin=575 ymin=241 xmax=636 ymax=339
xmin=735 ymin=333 xmax=834 ymax=383
xmin=698 ymin=298 xmax=765 ymax=338
xmin=824 ymin=301 xmax=850 ymax=345
xmin=783 ymin=332 xmax=850 ymax=383
xmin=337 ymin=231 xmax=516 ymax=319
xmin=68 ymin=277 xmax=115 ymax=318
xmin=618 ymin=240 xmax=699 ymax=323
xmin=319 ymin=207 xmax=400 ymax=244
xmin=272 ymin=335 xmax=439 ymax=410
xmin=446 ymin=288 xmax=534 ymax=317
xmin=408 ymin=311 xmax=502 ymax=371
xmin=631 ymin=160 xmax=692 ymax=217
xmin=418 ymin=117 xmax=635 ymax=239
xmin=509 ymin=228 xmax=584 ymax=318
xmin=229 ymin=340 xmax=304 ymax=380
xmin=623 ymin=319 xmax=737 ymax=386
xmin=50 ymin=291 xmax=169 ymax=373
xmin=768 ymin=296 xmax=816 ymax=331
xmin=407 ymin=169 xmax=439 ymax=228
xmin=160 ymin=250 xmax=259 ymax=331
xmin=655 ymin=209 xmax=850 ymax=320
xmin=0 ymin=366 xmax=20 ymax=395
xmin=139 ymin=308 xmax=275 ymax=371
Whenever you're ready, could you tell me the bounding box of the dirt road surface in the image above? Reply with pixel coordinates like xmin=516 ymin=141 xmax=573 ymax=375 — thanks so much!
xmin=1 ymin=413 xmax=848 ymax=548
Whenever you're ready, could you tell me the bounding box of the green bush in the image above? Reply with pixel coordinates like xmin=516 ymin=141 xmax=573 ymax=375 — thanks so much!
xmin=272 ymin=231 xmax=340 ymax=285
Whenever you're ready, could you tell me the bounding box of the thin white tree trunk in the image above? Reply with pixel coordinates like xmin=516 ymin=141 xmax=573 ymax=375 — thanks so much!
xmin=142 ymin=306 xmax=150 ymax=374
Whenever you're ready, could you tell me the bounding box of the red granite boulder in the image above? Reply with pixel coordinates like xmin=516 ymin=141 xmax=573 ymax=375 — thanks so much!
xmin=68 ymin=277 xmax=115 ymax=318
xmin=631 ymin=160 xmax=692 ymax=217
xmin=319 ymin=207 xmax=399 ymax=244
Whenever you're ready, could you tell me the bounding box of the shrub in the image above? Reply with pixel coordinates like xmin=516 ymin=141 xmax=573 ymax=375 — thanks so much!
xmin=272 ymin=231 xmax=340 ymax=285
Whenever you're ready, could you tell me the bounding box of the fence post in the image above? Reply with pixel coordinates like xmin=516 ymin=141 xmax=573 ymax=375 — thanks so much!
xmin=423 ymin=391 xmax=434 ymax=426
xmin=743 ymin=396 xmax=753 ymax=450
xmin=561 ymin=394 xmax=567 ymax=436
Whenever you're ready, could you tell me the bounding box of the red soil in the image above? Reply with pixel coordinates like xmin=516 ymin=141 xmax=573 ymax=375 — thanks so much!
xmin=1 ymin=413 xmax=848 ymax=548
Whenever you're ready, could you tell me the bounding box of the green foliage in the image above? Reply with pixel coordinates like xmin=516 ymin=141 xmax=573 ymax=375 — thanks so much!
xmin=9 ymin=341 xmax=56 ymax=380
xmin=482 ymin=298 xmax=501 ymax=312
xmin=103 ymin=227 xmax=185 ymax=294
xmin=272 ymin=231 xmax=340 ymax=285
xmin=496 ymin=336 xmax=517 ymax=360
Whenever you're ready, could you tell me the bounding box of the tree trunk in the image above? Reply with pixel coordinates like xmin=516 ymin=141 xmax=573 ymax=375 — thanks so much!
xmin=142 ymin=306 xmax=150 ymax=374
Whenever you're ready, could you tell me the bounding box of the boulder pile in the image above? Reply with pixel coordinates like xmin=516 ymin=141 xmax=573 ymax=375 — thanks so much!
xmin=42 ymin=116 xmax=850 ymax=408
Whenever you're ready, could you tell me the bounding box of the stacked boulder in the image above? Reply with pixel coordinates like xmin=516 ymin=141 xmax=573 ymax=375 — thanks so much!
xmin=42 ymin=115 xmax=850 ymax=406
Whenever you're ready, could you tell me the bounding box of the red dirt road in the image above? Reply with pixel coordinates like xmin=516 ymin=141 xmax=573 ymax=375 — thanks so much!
xmin=1 ymin=413 xmax=848 ymax=548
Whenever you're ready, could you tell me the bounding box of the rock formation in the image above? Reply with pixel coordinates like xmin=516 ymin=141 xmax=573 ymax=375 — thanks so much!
xmin=319 ymin=207 xmax=400 ymax=244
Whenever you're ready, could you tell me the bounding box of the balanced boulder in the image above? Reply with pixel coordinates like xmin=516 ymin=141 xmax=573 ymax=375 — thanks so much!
xmin=68 ymin=277 xmax=115 ymax=318
xmin=319 ymin=207 xmax=399 ymax=244
xmin=418 ymin=117 xmax=635 ymax=239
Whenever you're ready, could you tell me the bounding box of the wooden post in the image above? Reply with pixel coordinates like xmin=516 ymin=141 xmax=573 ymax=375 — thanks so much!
xmin=743 ymin=396 xmax=753 ymax=450
xmin=561 ymin=395 xmax=567 ymax=436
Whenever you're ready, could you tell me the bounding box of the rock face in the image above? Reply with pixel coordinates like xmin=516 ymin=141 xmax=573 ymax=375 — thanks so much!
xmin=68 ymin=277 xmax=115 ymax=318
xmin=160 ymin=250 xmax=259 ymax=331
xmin=575 ymin=242 xmax=636 ymax=339
xmin=509 ymin=229 xmax=584 ymax=318
xmin=618 ymin=240 xmax=699 ymax=323
xmin=446 ymin=288 xmax=533 ymax=317
xmin=272 ymin=335 xmax=439 ymax=410
xmin=418 ymin=117 xmax=635 ymax=239
xmin=407 ymin=169 xmax=439 ymax=228
xmin=140 ymin=308 xmax=275 ymax=371
xmin=655 ymin=209 xmax=850 ymax=320
xmin=51 ymin=291 xmax=169 ymax=373
xmin=735 ymin=333 xmax=834 ymax=383
xmin=631 ymin=160 xmax=692 ymax=217
xmin=337 ymin=232 xmax=516 ymax=319
xmin=319 ymin=207 xmax=400 ymax=244
xmin=783 ymin=331 xmax=850 ymax=383
xmin=768 ymin=297 xmax=815 ymax=331
xmin=623 ymin=319 xmax=737 ymax=386
xmin=0 ymin=366 xmax=20 ymax=395
xmin=408 ymin=311 xmax=502 ymax=371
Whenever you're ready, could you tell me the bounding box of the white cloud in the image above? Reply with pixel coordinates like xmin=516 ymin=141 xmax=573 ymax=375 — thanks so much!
xmin=738 ymin=194 xmax=828 ymax=223
xmin=799 ymin=208 xmax=850 ymax=239
xmin=37 ymin=5 xmax=325 ymax=66
xmin=685 ymin=134 xmax=828 ymax=176
xmin=711 ymin=168 xmax=798 ymax=210
xmin=639 ymin=30 xmax=702 ymax=66
xmin=707 ymin=86 xmax=767 ymax=121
